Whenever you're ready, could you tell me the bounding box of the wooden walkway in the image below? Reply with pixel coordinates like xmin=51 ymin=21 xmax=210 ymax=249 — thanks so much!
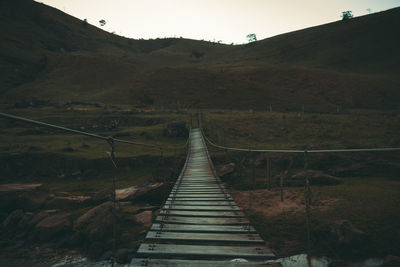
xmin=131 ymin=129 xmax=276 ymax=266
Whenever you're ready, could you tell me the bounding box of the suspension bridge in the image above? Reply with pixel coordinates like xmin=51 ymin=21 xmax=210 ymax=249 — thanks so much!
xmin=131 ymin=128 xmax=277 ymax=266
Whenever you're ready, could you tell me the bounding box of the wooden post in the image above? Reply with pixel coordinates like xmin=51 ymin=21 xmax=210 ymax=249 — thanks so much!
xmin=266 ymin=158 xmax=271 ymax=189
xmin=280 ymin=170 xmax=284 ymax=202
xmin=304 ymin=150 xmax=312 ymax=266
xmin=269 ymin=104 xmax=272 ymax=112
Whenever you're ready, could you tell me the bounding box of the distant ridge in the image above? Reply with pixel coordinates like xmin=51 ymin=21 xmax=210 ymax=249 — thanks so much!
xmin=1 ymin=0 xmax=399 ymax=111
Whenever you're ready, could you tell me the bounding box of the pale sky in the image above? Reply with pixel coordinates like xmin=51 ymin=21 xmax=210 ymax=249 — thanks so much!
xmin=36 ymin=0 xmax=400 ymax=44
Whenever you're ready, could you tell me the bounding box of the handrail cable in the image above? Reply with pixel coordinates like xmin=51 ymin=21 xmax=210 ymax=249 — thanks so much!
xmin=0 ymin=112 xmax=188 ymax=150
xmin=202 ymin=129 xmax=400 ymax=153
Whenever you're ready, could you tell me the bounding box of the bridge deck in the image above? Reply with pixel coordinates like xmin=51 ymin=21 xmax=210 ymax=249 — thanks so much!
xmin=132 ymin=128 xmax=276 ymax=266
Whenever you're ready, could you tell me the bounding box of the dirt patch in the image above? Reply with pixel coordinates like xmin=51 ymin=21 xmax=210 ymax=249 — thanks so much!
xmin=231 ymin=189 xmax=341 ymax=216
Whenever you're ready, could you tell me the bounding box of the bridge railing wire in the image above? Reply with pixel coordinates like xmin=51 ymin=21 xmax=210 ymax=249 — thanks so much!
xmin=0 ymin=112 xmax=189 ymax=266
xmin=199 ymin=113 xmax=400 ymax=262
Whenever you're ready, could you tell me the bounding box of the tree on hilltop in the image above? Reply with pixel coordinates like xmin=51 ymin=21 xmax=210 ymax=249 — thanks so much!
xmin=246 ymin=33 xmax=257 ymax=43
xmin=341 ymin=11 xmax=354 ymax=21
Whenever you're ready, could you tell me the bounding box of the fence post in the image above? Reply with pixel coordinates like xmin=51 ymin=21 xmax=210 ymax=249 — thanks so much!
xmin=280 ymin=170 xmax=284 ymax=202
xmin=107 ymin=138 xmax=118 ymax=267
xmin=304 ymin=150 xmax=312 ymax=267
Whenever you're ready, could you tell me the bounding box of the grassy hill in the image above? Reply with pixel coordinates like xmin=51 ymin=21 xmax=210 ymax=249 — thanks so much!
xmin=1 ymin=0 xmax=400 ymax=111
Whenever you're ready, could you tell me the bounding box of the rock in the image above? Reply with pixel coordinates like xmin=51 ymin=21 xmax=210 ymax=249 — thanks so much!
xmin=0 ymin=212 xmax=8 ymax=224
xmin=16 ymin=191 xmax=48 ymax=211
xmin=98 ymin=250 xmax=112 ymax=261
xmin=216 ymin=163 xmax=236 ymax=177
xmin=115 ymin=248 xmax=135 ymax=264
xmin=119 ymin=232 xmax=133 ymax=244
xmin=0 ymin=183 xmax=42 ymax=192
xmin=74 ymin=201 xmax=115 ymax=241
xmin=162 ymin=122 xmax=188 ymax=138
xmin=290 ymin=170 xmax=342 ymax=186
xmin=0 ymin=184 xmax=43 ymax=212
xmin=45 ymin=195 xmax=92 ymax=209
xmin=87 ymin=241 xmax=108 ymax=260
xmin=115 ymin=183 xmax=164 ymax=202
xmin=17 ymin=212 xmax=34 ymax=229
xmin=330 ymin=220 xmax=365 ymax=246
xmin=383 ymin=255 xmax=400 ymax=267
xmin=92 ymin=189 xmax=114 ymax=204
xmin=133 ymin=211 xmax=152 ymax=227
xmin=28 ymin=209 xmax=58 ymax=228
xmin=2 ymin=209 xmax=24 ymax=231
xmin=34 ymin=212 xmax=72 ymax=241
xmin=328 ymin=260 xmax=347 ymax=267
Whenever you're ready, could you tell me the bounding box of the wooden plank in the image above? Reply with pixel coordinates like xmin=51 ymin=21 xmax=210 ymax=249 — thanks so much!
xmin=130 ymin=258 xmax=279 ymax=267
xmin=165 ymin=201 xmax=236 ymax=206
xmin=155 ymin=215 xmax=248 ymax=225
xmin=167 ymin=198 xmax=232 ymax=202
xmin=162 ymin=206 xmax=240 ymax=211
xmin=146 ymin=231 xmax=264 ymax=244
xmin=159 ymin=210 xmax=244 ymax=217
xmin=150 ymin=223 xmax=256 ymax=234
xmin=136 ymin=243 xmax=275 ymax=260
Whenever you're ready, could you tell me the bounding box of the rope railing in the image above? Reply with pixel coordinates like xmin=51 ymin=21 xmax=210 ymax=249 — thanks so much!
xmin=202 ymin=129 xmax=400 ymax=153
xmin=1 ymin=111 xmax=190 ymax=266
xmin=199 ymin=117 xmax=400 ymax=262
xmin=0 ymin=112 xmax=189 ymax=151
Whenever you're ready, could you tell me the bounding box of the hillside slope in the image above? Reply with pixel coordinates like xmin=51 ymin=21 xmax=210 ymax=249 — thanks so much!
xmin=1 ymin=0 xmax=399 ymax=111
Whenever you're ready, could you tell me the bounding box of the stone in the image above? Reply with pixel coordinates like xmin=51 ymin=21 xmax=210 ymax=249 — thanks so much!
xmin=0 ymin=184 xmax=42 ymax=192
xmin=115 ymin=248 xmax=135 ymax=263
xmin=93 ymin=189 xmax=114 ymax=204
xmin=133 ymin=211 xmax=152 ymax=227
xmin=29 ymin=209 xmax=58 ymax=228
xmin=74 ymin=201 xmax=115 ymax=241
xmin=0 ymin=184 xmax=43 ymax=212
xmin=383 ymin=255 xmax=400 ymax=267
xmin=330 ymin=220 xmax=365 ymax=246
xmin=87 ymin=241 xmax=108 ymax=260
xmin=16 ymin=191 xmax=48 ymax=211
xmin=17 ymin=212 xmax=34 ymax=229
xmin=115 ymin=183 xmax=164 ymax=201
xmin=34 ymin=212 xmax=72 ymax=241
xmin=45 ymin=195 xmax=92 ymax=209
xmin=216 ymin=163 xmax=236 ymax=177
xmin=328 ymin=260 xmax=347 ymax=267
xmin=2 ymin=209 xmax=24 ymax=231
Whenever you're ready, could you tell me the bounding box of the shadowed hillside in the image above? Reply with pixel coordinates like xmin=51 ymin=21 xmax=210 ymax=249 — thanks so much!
xmin=1 ymin=0 xmax=399 ymax=111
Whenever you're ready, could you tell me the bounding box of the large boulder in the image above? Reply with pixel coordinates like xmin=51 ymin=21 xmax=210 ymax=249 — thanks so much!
xmin=45 ymin=195 xmax=92 ymax=209
xmin=162 ymin=122 xmax=188 ymax=138
xmin=0 ymin=183 xmax=43 ymax=212
xmin=2 ymin=209 xmax=24 ymax=231
xmin=34 ymin=212 xmax=72 ymax=241
xmin=73 ymin=201 xmax=116 ymax=241
xmin=92 ymin=189 xmax=114 ymax=204
xmin=16 ymin=191 xmax=48 ymax=211
xmin=115 ymin=183 xmax=164 ymax=202
xmin=133 ymin=211 xmax=152 ymax=227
